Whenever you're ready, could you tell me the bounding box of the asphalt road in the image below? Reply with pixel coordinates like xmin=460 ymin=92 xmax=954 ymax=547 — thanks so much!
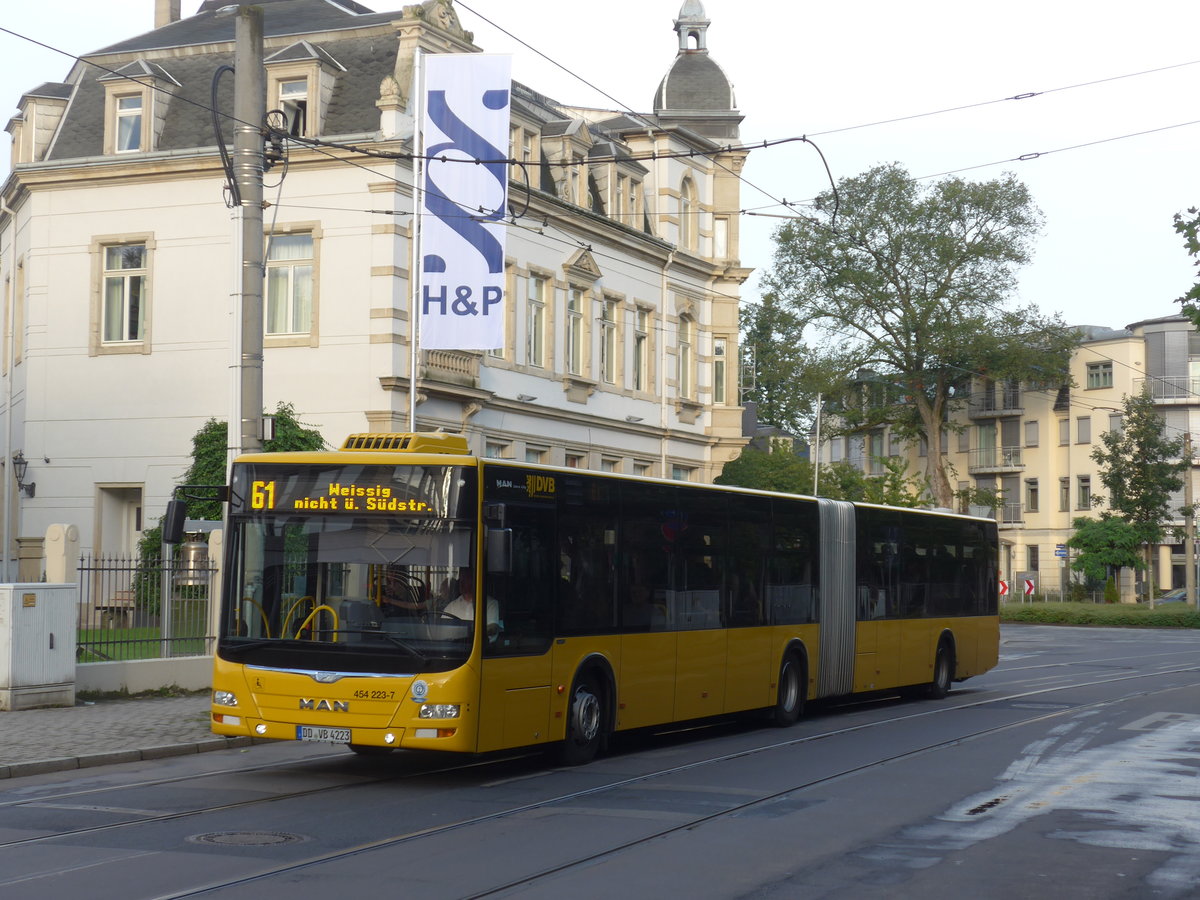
xmin=2 ymin=623 xmax=1198 ymax=899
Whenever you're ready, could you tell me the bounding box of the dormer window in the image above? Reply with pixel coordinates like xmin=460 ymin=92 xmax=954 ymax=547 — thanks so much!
xmin=279 ymin=79 xmax=308 ymax=136
xmin=265 ymin=41 xmax=345 ymax=140
xmin=115 ymin=95 xmax=143 ymax=152
xmin=99 ymin=61 xmax=178 ymax=155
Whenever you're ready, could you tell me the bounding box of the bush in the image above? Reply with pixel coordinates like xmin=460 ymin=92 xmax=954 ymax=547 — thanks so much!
xmin=1000 ymin=601 xmax=1200 ymax=628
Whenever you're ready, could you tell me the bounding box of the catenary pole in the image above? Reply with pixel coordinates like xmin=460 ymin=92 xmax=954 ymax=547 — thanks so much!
xmin=233 ymin=6 xmax=264 ymax=455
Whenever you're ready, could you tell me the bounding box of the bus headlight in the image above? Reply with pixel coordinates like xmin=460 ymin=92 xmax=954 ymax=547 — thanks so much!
xmin=419 ymin=704 xmax=460 ymax=719
xmin=213 ymin=690 xmax=239 ymax=707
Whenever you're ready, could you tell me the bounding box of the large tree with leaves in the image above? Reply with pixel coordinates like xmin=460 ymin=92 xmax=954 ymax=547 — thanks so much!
xmin=716 ymin=444 xmax=927 ymax=506
xmin=138 ymin=402 xmax=326 ymax=557
xmin=1089 ymin=388 xmax=1187 ymax=596
xmin=764 ymin=162 xmax=1079 ymax=508
xmin=1175 ymin=206 xmax=1200 ymax=324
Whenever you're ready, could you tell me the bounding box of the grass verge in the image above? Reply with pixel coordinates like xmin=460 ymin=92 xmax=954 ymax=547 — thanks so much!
xmin=1001 ymin=601 xmax=1200 ymax=628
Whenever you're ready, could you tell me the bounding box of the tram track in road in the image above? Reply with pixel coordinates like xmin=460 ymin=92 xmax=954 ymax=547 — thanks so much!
xmin=0 ymin=748 xmax=538 ymax=850
xmin=132 ymin=662 xmax=1200 ymax=900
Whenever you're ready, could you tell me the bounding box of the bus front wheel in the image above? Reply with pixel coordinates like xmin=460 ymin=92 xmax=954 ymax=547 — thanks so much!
xmin=560 ymin=673 xmax=605 ymax=765
xmin=772 ymin=652 xmax=805 ymax=727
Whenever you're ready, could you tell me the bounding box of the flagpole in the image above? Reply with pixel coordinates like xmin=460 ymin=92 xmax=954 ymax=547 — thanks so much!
xmin=408 ymin=48 xmax=425 ymax=432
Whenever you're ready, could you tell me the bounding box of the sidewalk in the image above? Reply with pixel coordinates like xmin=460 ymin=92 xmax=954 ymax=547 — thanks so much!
xmin=0 ymin=693 xmax=252 ymax=779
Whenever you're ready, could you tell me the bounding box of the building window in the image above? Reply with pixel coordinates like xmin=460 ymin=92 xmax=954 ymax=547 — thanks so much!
xmin=601 ymin=458 xmax=619 ymax=473
xmin=1077 ymin=416 xmax=1091 ymax=444
xmin=115 ymin=95 xmax=143 ymax=152
xmin=671 ymin=465 xmax=694 ymax=482
xmin=1026 ymin=478 xmax=1039 ymax=513
xmin=525 ymin=446 xmax=547 ymax=464
xmin=1108 ymin=413 xmax=1123 ymax=433
xmin=265 ymin=233 xmax=313 ymax=335
xmin=1028 ymin=544 xmax=1039 ymax=571
xmin=103 ymin=244 xmax=147 ymax=342
xmin=1059 ymin=477 xmax=1070 ymax=512
xmin=633 ymin=308 xmax=649 ymax=391
xmin=713 ymin=337 xmax=727 ymax=404
xmin=566 ymin=288 xmax=584 ymax=376
xmin=279 ymin=78 xmax=308 ymax=137
xmin=679 ymin=178 xmax=696 ymax=250
xmin=678 ymin=316 xmax=694 ymax=399
xmin=713 ymin=216 xmax=729 ymax=259
xmin=1086 ymin=361 xmax=1114 ymax=390
xmin=1025 ymin=419 xmax=1039 ymax=447
xmin=600 ymin=299 xmax=617 ymax=384
xmin=1058 ymin=418 xmax=1070 ymax=445
xmin=1077 ymin=475 xmax=1091 ymax=510
xmin=565 ymin=451 xmax=585 ymax=469
xmin=633 ymin=461 xmax=651 ymax=477
xmin=485 ymin=440 xmax=510 ymax=459
xmin=527 ymin=275 xmax=546 ymax=367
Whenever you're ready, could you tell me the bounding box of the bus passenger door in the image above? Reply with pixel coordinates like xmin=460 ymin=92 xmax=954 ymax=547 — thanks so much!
xmin=478 ymin=501 xmax=556 ymax=752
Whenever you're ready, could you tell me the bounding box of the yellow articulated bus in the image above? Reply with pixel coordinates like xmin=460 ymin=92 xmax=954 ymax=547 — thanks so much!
xmin=201 ymin=433 xmax=999 ymax=764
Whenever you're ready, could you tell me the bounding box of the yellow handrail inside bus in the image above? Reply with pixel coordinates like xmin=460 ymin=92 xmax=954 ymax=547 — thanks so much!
xmin=282 ymin=595 xmax=315 ymax=636
xmin=294 ymin=604 xmax=339 ymax=640
xmin=239 ymin=597 xmax=271 ymax=638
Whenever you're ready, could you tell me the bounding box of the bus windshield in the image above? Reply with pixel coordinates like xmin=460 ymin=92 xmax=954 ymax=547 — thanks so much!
xmin=218 ymin=462 xmax=477 ymax=674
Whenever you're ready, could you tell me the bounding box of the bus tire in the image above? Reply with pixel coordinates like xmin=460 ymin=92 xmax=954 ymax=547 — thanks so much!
xmin=772 ymin=651 xmax=805 ymax=727
xmin=560 ymin=672 xmax=605 ymax=765
xmin=926 ymin=642 xmax=954 ymax=699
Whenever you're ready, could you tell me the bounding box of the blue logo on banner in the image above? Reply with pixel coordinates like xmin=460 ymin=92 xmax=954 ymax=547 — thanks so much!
xmin=423 ymin=87 xmax=509 ymax=280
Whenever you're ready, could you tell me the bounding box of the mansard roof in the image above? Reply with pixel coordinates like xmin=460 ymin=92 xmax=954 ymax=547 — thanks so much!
xmin=264 ymin=40 xmax=347 ymax=70
xmin=95 ymin=0 xmax=400 ymax=55
xmin=20 ymin=83 xmax=73 ymax=102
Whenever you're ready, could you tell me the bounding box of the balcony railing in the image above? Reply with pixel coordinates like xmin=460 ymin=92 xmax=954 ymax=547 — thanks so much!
xmin=967 ymin=446 xmax=1023 ymax=473
xmin=966 ymin=502 xmax=1023 ymax=525
xmin=967 ymin=389 xmax=1023 ymax=419
xmin=1133 ymin=376 xmax=1200 ymax=401
xmin=422 ymin=349 xmax=480 ymax=387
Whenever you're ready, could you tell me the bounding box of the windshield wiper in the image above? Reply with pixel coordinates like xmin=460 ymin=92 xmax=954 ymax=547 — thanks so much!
xmin=337 ymin=629 xmax=429 ymax=667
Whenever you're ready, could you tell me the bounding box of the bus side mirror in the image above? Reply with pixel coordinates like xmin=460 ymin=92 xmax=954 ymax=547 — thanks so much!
xmin=163 ymin=499 xmax=188 ymax=544
xmin=486 ymin=528 xmax=512 ymax=574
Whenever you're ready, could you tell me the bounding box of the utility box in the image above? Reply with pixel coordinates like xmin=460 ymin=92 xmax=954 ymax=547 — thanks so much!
xmin=0 ymin=584 xmax=77 ymax=710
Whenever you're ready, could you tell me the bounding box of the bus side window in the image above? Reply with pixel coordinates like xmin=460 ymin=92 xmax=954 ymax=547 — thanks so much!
xmin=483 ymin=504 xmax=555 ymax=657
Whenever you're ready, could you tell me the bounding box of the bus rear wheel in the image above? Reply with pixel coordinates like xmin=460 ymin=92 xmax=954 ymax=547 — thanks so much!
xmin=926 ymin=643 xmax=953 ymax=699
xmin=560 ymin=673 xmax=605 ymax=765
xmin=772 ymin=652 xmax=805 ymax=727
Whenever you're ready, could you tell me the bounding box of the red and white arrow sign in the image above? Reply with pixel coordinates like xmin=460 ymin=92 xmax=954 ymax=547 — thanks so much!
xmin=1024 ymin=579 xmax=1035 ymax=596
xmin=999 ymin=580 xmax=1009 ymax=596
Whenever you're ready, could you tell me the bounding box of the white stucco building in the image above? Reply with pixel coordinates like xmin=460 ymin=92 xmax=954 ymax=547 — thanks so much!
xmin=0 ymin=0 xmax=751 ymax=566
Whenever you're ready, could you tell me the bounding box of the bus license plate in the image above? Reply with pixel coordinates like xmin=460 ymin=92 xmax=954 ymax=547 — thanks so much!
xmin=296 ymin=725 xmax=351 ymax=743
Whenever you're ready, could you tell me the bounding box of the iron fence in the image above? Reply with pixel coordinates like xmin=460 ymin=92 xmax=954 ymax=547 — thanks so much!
xmin=77 ymin=554 xmax=217 ymax=662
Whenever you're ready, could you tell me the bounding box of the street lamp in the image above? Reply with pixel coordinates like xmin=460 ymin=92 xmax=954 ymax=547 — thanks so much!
xmin=10 ymin=451 xmax=34 ymax=498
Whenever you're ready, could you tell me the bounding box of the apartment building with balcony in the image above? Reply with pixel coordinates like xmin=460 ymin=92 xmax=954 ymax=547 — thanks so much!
xmin=820 ymin=315 xmax=1200 ymax=596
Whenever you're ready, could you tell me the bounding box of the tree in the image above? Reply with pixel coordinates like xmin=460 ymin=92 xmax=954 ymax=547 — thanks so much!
xmin=138 ymin=402 xmax=326 ymax=557
xmin=740 ymin=293 xmax=839 ymax=435
xmin=716 ymin=444 xmax=926 ymax=506
xmin=764 ymin=162 xmax=1079 ymax=508
xmin=1067 ymin=516 xmax=1145 ymax=584
xmin=1089 ymin=388 xmax=1187 ymax=597
xmin=1175 ymin=206 xmax=1200 ymax=325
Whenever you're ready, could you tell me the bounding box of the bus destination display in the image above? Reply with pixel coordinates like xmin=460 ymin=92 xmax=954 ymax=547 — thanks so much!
xmin=246 ymin=478 xmax=434 ymax=514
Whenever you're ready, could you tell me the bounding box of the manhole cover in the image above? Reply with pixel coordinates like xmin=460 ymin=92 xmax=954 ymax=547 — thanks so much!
xmin=189 ymin=831 xmax=306 ymax=846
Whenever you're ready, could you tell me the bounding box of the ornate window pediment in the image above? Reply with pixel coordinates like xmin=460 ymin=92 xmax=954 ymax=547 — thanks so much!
xmin=562 ymin=248 xmax=602 ymax=284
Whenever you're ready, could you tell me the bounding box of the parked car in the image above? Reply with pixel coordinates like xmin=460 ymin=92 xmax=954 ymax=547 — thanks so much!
xmin=1141 ymin=588 xmax=1189 ymax=603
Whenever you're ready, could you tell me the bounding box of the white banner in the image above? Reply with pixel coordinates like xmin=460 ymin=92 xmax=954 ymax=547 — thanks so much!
xmin=419 ymin=53 xmax=511 ymax=350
